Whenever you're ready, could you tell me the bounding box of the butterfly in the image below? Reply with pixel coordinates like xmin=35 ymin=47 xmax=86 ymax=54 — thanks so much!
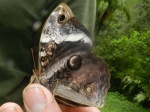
xmin=31 ymin=3 xmax=110 ymax=108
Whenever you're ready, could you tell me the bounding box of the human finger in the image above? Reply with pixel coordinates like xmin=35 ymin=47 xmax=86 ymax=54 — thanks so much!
xmin=59 ymin=104 xmax=100 ymax=112
xmin=0 ymin=102 xmax=23 ymax=112
xmin=23 ymin=83 xmax=62 ymax=112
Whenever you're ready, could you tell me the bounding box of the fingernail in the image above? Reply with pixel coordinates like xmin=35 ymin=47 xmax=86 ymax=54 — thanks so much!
xmin=1 ymin=107 xmax=18 ymax=112
xmin=23 ymin=86 xmax=47 ymax=112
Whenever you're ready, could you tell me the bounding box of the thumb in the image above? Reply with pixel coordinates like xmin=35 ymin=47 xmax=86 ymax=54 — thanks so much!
xmin=23 ymin=84 xmax=62 ymax=112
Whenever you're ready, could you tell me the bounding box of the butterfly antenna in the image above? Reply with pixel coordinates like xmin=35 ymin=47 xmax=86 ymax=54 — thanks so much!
xmin=32 ymin=69 xmax=40 ymax=84
xmin=31 ymin=48 xmax=37 ymax=70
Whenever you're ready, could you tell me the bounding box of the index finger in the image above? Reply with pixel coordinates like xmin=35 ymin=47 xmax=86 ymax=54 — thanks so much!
xmin=59 ymin=104 xmax=100 ymax=112
xmin=0 ymin=102 xmax=23 ymax=112
xmin=23 ymin=84 xmax=62 ymax=112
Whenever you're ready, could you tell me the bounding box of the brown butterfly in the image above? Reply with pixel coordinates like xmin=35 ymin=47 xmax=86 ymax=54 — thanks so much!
xmin=31 ymin=3 xmax=110 ymax=108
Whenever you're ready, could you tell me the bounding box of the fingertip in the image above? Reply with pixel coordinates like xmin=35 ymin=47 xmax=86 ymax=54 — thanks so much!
xmin=23 ymin=83 xmax=54 ymax=100
xmin=78 ymin=107 xmax=100 ymax=112
xmin=79 ymin=107 xmax=100 ymax=112
xmin=0 ymin=102 xmax=23 ymax=112
xmin=59 ymin=104 xmax=100 ymax=112
xmin=23 ymin=83 xmax=62 ymax=112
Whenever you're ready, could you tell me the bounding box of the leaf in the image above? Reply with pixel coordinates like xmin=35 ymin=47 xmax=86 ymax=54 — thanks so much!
xmin=134 ymin=92 xmax=146 ymax=103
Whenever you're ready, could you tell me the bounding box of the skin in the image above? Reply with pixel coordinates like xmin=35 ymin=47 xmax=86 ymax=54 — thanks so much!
xmin=0 ymin=84 xmax=100 ymax=112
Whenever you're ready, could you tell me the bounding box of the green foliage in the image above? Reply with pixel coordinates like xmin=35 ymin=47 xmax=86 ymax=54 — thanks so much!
xmin=94 ymin=0 xmax=150 ymax=107
xmin=94 ymin=29 xmax=150 ymax=104
xmin=96 ymin=0 xmax=130 ymax=34
xmin=100 ymin=92 xmax=150 ymax=112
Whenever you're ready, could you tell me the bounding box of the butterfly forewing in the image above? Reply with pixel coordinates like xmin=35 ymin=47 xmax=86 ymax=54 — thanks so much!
xmin=39 ymin=3 xmax=93 ymax=74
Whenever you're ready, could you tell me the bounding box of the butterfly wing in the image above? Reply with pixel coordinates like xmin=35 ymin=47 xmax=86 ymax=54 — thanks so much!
xmin=54 ymin=53 xmax=110 ymax=107
xmin=32 ymin=3 xmax=110 ymax=108
xmin=39 ymin=3 xmax=93 ymax=73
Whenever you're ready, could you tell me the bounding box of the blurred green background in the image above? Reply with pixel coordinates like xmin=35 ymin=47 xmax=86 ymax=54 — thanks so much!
xmin=94 ymin=0 xmax=150 ymax=111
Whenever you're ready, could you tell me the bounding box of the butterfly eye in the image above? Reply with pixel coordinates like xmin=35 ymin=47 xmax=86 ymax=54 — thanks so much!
xmin=58 ymin=14 xmax=66 ymax=23
xmin=85 ymin=86 xmax=92 ymax=93
xmin=67 ymin=55 xmax=82 ymax=71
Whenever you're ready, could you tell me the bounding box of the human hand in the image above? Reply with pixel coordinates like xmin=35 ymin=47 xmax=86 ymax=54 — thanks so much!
xmin=0 ymin=84 xmax=100 ymax=112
